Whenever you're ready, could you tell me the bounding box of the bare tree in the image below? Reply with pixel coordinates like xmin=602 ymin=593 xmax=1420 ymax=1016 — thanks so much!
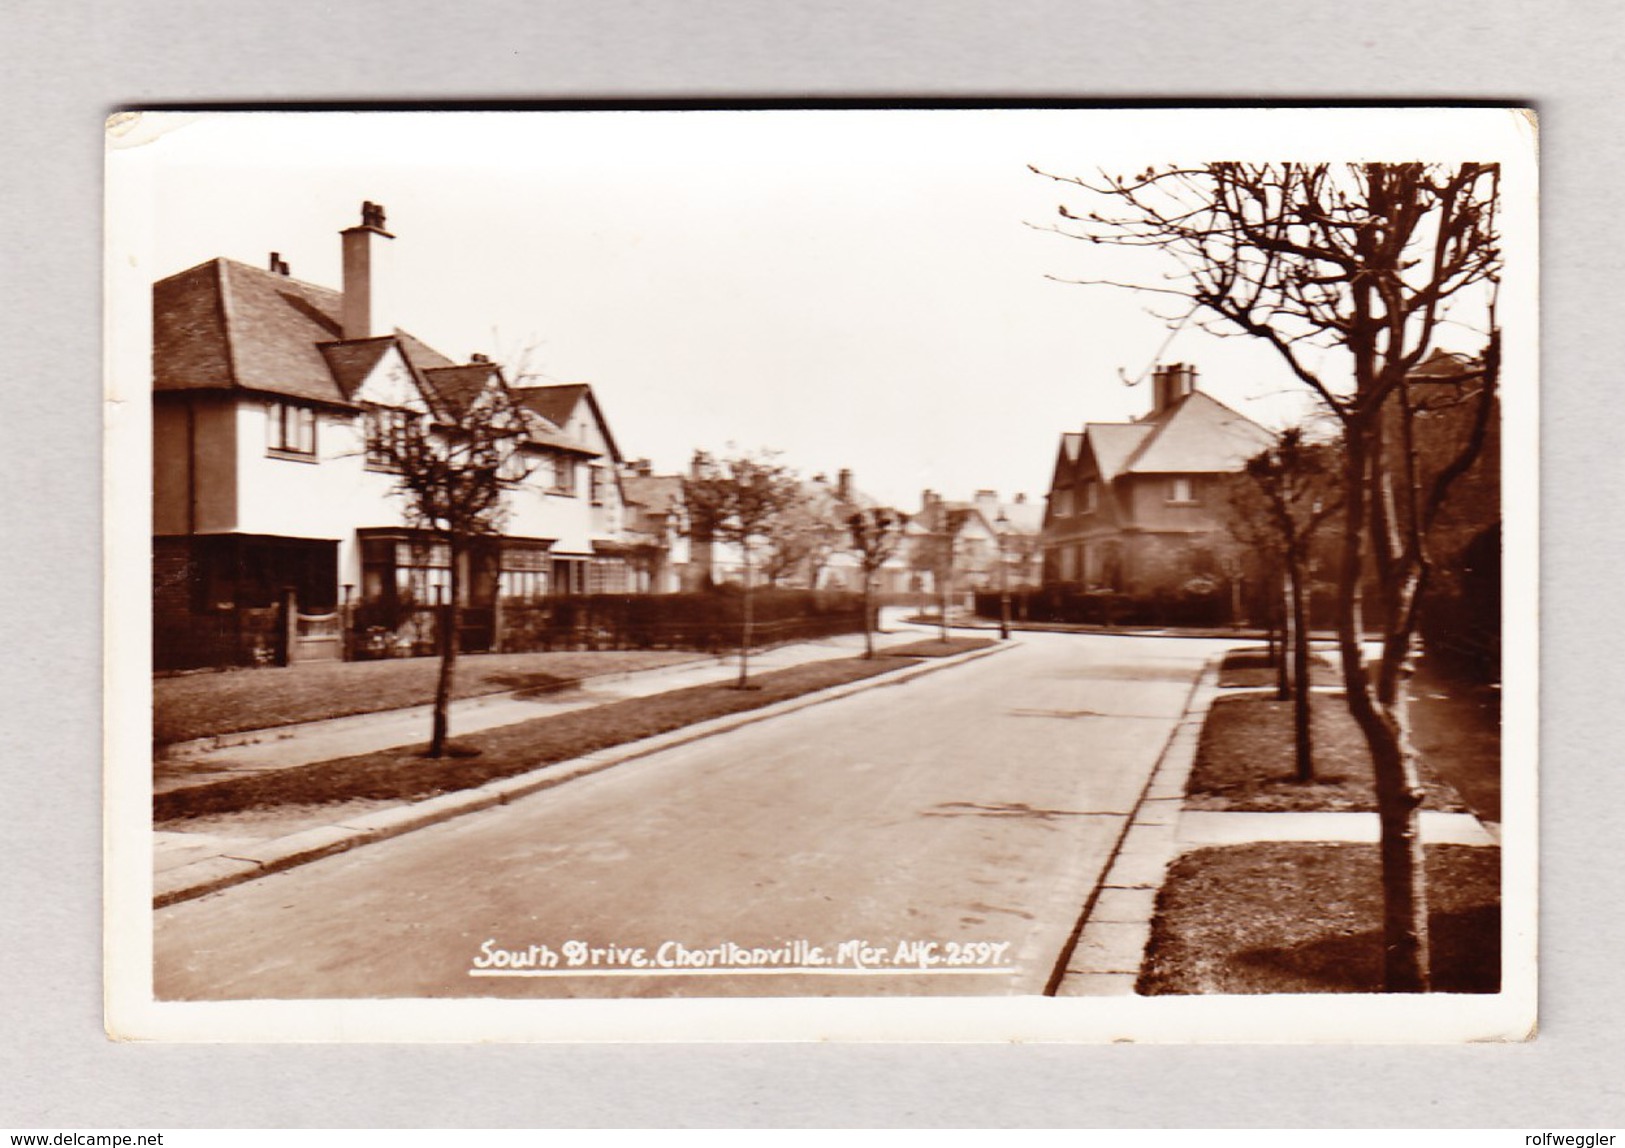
xmin=1226 ymin=429 xmax=1344 ymax=781
xmin=1037 ymin=161 xmax=1501 ymax=991
xmin=909 ymin=514 xmax=958 ymax=642
xmin=364 ymin=364 xmax=535 ymax=757
xmin=761 ymin=494 xmax=844 ymax=588
xmin=682 ymin=449 xmax=801 ymax=687
xmin=847 ymin=507 xmax=904 ymax=657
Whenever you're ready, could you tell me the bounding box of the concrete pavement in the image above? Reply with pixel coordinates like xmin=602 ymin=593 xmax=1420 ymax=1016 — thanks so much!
xmin=1050 ymin=661 xmax=1502 ymax=996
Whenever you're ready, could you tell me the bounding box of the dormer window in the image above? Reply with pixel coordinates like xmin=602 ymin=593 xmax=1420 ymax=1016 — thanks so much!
xmin=266 ymin=401 xmax=316 ymax=459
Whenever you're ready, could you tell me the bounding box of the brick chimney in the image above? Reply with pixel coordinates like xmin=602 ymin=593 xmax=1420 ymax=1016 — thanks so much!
xmin=1151 ymin=362 xmax=1197 ymax=415
xmin=837 ymin=468 xmax=853 ymax=501
xmin=340 ymin=201 xmax=395 ymax=340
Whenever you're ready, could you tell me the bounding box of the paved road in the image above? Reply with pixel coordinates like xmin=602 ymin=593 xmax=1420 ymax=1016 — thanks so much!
xmin=154 ymin=630 xmax=1235 ymax=1000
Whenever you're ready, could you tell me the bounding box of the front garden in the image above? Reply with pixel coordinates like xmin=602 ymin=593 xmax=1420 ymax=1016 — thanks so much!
xmin=1137 ymin=648 xmax=1502 ymax=995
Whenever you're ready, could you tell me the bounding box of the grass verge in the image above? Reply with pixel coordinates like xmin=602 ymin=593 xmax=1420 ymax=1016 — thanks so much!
xmin=154 ymin=649 xmax=703 ymax=746
xmin=1186 ymin=693 xmax=1467 ymax=812
xmin=1216 ymin=647 xmax=1341 ymax=690
xmin=156 ymin=653 xmax=922 ymax=821
xmin=1137 ymin=842 xmax=1500 ymax=994
xmin=879 ymin=637 xmax=996 ymax=658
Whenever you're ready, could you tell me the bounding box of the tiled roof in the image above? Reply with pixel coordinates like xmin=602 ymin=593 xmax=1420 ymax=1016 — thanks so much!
xmin=420 ymin=364 xmax=500 ymax=420
xmin=1084 ymin=422 xmax=1156 ymax=482
xmin=318 ymin=338 xmax=396 ymax=400
xmin=394 ymin=330 xmax=456 ymax=374
xmin=514 ymin=383 xmax=590 ymax=429
xmin=514 ymin=384 xmax=622 ymax=463
xmin=153 ymin=257 xmax=457 ymax=405
xmin=621 ymin=473 xmax=684 ymax=514
xmin=993 ymin=500 xmax=1044 ymax=534
xmin=1119 ymin=391 xmax=1273 ymax=474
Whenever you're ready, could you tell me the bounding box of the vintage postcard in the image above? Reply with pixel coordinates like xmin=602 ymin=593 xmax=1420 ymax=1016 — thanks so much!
xmin=104 ymin=107 xmax=1537 ymax=1042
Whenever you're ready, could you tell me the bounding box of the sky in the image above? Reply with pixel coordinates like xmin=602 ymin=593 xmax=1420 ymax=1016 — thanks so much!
xmin=108 ymin=109 xmax=1529 ymax=511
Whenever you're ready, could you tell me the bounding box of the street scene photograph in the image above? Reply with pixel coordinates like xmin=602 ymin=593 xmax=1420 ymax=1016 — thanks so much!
xmin=104 ymin=108 xmax=1536 ymax=1041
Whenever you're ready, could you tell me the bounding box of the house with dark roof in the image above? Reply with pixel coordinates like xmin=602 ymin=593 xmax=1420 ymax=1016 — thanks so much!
xmin=1040 ymin=364 xmax=1274 ymax=596
xmin=152 ymin=202 xmax=639 ymax=668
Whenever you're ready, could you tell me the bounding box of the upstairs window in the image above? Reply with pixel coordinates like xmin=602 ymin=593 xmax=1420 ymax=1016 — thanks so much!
xmin=1167 ymin=476 xmax=1198 ymax=504
xmin=550 ymin=453 xmax=579 ymax=496
xmin=1053 ymin=488 xmax=1075 ymax=518
xmin=267 ymin=401 xmax=316 ymax=458
xmin=1081 ymin=480 xmax=1098 ymax=514
xmin=364 ymin=406 xmax=414 ymax=472
xmin=589 ymin=466 xmax=606 ymax=506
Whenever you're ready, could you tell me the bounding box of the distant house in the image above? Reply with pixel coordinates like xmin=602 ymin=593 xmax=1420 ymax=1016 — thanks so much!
xmin=655 ymin=462 xmax=912 ymax=594
xmin=1040 ymin=364 xmax=1274 ymax=596
xmin=904 ymin=489 xmax=1041 ymax=597
xmin=805 ymin=470 xmax=912 ymax=595
xmin=618 ymin=460 xmax=690 ymax=593
xmin=151 ymin=201 xmax=639 ymax=668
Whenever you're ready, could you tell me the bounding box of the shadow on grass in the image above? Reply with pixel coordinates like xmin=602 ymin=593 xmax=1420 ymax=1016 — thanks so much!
xmin=1231 ymin=903 xmax=1501 ymax=994
xmin=1137 ymin=842 xmax=1500 ymax=995
xmin=480 ymin=672 xmax=585 ymax=699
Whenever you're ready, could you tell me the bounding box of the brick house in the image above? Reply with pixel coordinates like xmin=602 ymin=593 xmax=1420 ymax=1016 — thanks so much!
xmin=151 ymin=202 xmax=637 ymax=668
xmin=1040 ymin=364 xmax=1274 ymax=596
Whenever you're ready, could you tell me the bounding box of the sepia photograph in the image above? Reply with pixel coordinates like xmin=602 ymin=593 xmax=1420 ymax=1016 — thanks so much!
xmin=103 ymin=107 xmax=1537 ymax=1042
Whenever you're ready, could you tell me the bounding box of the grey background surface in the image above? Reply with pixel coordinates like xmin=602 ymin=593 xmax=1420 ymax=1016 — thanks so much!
xmin=4 ymin=0 xmax=1615 ymax=1128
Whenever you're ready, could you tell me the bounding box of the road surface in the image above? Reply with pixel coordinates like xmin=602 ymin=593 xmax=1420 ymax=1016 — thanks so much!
xmin=153 ymin=630 xmax=1234 ymax=999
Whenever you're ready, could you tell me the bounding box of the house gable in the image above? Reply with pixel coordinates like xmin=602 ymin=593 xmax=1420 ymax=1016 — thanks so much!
xmin=329 ymin=340 xmax=420 ymax=409
xmin=516 ymin=384 xmax=624 ymax=465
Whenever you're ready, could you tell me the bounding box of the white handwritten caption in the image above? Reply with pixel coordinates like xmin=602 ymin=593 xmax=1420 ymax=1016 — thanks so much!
xmin=468 ymin=938 xmax=1016 ymax=977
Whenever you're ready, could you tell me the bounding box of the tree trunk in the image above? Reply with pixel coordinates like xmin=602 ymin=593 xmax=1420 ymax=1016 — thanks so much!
xmin=862 ymin=574 xmax=875 ymax=659
xmin=738 ymin=548 xmax=753 ymax=688
xmin=1335 ymin=435 xmax=1430 ymax=991
xmin=1275 ymin=571 xmax=1291 ymax=701
xmin=1288 ymin=552 xmax=1314 ymax=782
xmin=430 ymin=538 xmax=461 ymax=758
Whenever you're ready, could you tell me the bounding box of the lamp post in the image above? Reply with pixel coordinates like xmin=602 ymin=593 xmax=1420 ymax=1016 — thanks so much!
xmin=995 ymin=509 xmax=1011 ymax=641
